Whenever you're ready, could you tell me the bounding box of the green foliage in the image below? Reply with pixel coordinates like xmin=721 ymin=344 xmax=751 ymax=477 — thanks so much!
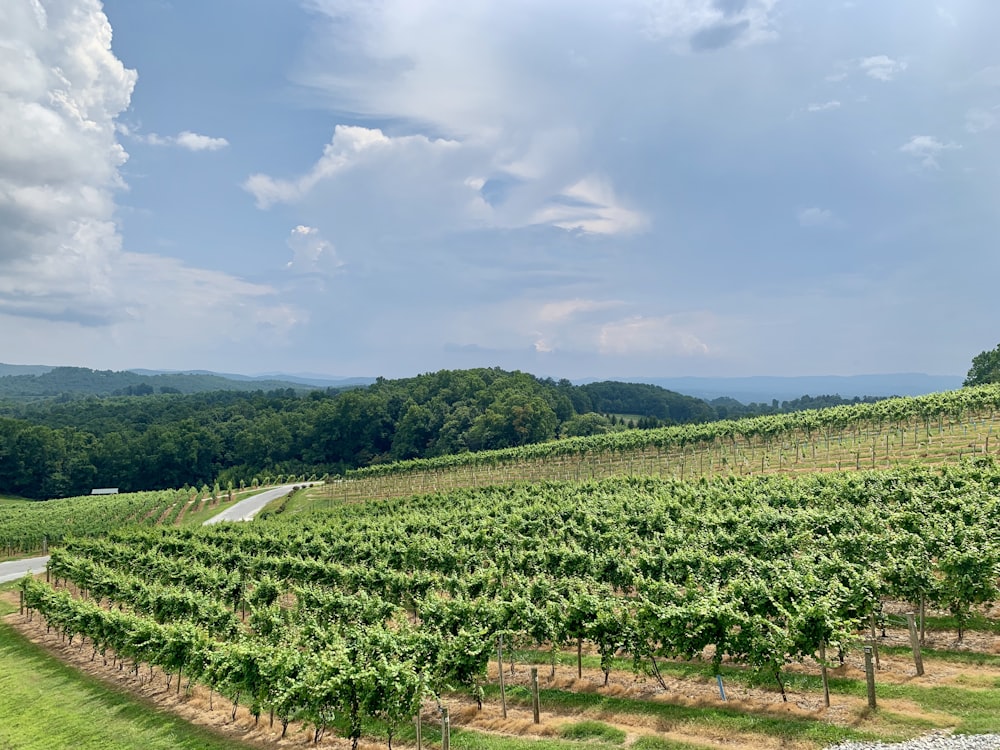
xmin=0 ymin=368 xmax=726 ymax=498
xmin=558 ymin=720 xmax=627 ymax=743
xmin=965 ymin=343 xmax=1000 ymax=386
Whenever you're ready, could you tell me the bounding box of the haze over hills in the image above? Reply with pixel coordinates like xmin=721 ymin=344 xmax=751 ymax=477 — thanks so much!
xmin=632 ymin=374 xmax=964 ymax=403
xmin=0 ymin=363 xmax=963 ymax=404
xmin=134 ymin=369 xmax=966 ymax=402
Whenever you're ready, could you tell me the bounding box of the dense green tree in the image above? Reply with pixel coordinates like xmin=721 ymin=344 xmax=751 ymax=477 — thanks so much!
xmin=964 ymin=343 xmax=1000 ymax=386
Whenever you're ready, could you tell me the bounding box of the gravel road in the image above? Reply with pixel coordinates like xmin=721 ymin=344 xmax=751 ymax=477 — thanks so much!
xmin=827 ymin=734 xmax=1000 ymax=750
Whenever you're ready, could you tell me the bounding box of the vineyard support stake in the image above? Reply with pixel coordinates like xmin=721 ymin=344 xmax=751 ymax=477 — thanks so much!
xmin=441 ymin=707 xmax=450 ymax=750
xmin=716 ymin=674 xmax=727 ymax=702
xmin=869 ymin=613 xmax=880 ymax=670
xmin=864 ymin=647 xmax=877 ymax=709
xmin=497 ymin=637 xmax=507 ymax=718
xmin=531 ymin=667 xmax=540 ymax=724
xmin=819 ymin=642 xmax=830 ymax=708
xmin=907 ymin=613 xmax=924 ymax=676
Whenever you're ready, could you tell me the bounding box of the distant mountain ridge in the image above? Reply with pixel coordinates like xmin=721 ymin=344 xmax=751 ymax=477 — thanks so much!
xmin=599 ymin=374 xmax=963 ymax=403
xmin=0 ymin=365 xmax=347 ymax=401
xmin=130 ymin=369 xmax=375 ymax=389
xmin=0 ymin=363 xmax=963 ymax=404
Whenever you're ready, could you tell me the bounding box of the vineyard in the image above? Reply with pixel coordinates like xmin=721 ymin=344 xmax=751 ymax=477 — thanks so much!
xmin=316 ymin=385 xmax=1000 ymax=505
xmin=0 ymin=485 xmax=243 ymax=558
xmin=17 ymin=459 xmax=1000 ymax=748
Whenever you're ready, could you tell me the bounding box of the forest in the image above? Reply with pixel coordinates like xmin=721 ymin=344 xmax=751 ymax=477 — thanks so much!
xmin=0 ymin=366 xmax=883 ymax=499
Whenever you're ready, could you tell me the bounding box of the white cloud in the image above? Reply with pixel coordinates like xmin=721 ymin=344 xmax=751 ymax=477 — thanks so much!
xmin=598 ymin=315 xmax=711 ymax=356
xmin=246 ymin=126 xmax=647 ymax=236
xmin=900 ymin=135 xmax=961 ymax=168
xmin=286 ymin=225 xmax=342 ymax=274
xmin=531 ymin=177 xmax=648 ymax=235
xmin=797 ymin=207 xmax=841 ymax=227
xmin=0 ymin=0 xmax=294 ymax=358
xmin=131 ymin=129 xmax=230 ymax=151
xmin=807 ymin=100 xmax=841 ymax=112
xmin=245 ymin=125 xmax=458 ymax=209
xmin=859 ymin=55 xmax=907 ymax=82
xmin=538 ymin=298 xmax=623 ymax=323
xmin=637 ymin=0 xmax=780 ymax=50
xmin=173 ymin=131 xmax=230 ymax=151
xmin=965 ymin=106 xmax=998 ymax=134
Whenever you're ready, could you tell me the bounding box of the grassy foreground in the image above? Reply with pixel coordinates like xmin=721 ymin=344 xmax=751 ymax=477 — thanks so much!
xmin=0 ymin=595 xmax=247 ymax=750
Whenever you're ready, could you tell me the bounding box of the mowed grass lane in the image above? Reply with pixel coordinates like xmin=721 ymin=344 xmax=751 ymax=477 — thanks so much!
xmin=0 ymin=593 xmax=249 ymax=750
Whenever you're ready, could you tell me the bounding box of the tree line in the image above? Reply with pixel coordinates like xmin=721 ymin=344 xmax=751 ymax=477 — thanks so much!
xmin=0 ymin=366 xmax=887 ymax=499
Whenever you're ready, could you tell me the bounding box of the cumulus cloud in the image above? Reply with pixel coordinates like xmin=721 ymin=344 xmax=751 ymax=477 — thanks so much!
xmin=900 ymin=135 xmax=961 ymax=168
xmin=965 ymin=106 xmax=998 ymax=134
xmin=807 ymin=100 xmax=841 ymax=112
xmin=246 ymin=126 xmax=647 ymax=236
xmin=797 ymin=207 xmax=841 ymax=228
xmin=270 ymin=2 xmax=766 ymax=243
xmin=0 ymin=0 xmax=293 ymax=358
xmin=245 ymin=125 xmax=459 ymax=209
xmin=126 ymin=128 xmax=230 ymax=151
xmin=598 ymin=315 xmax=711 ymax=356
xmin=538 ymin=298 xmax=623 ymax=323
xmin=531 ymin=177 xmax=648 ymax=235
xmin=859 ymin=55 xmax=907 ymax=82
xmin=286 ymin=225 xmax=342 ymax=274
xmin=637 ymin=0 xmax=779 ymax=50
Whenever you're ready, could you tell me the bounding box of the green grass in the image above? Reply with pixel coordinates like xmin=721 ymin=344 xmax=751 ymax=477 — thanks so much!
xmin=0 ymin=494 xmax=30 ymax=506
xmin=631 ymin=737 xmax=711 ymax=750
xmin=880 ymin=644 xmax=1000 ymax=667
xmin=559 ymin=720 xmax=627 ymax=743
xmin=0 ymin=594 xmax=249 ymax=750
xmin=503 ymin=648 xmax=1000 ymax=740
xmin=913 ymin=612 xmax=1000 ymax=635
xmin=486 ymin=684 xmax=875 ymax=747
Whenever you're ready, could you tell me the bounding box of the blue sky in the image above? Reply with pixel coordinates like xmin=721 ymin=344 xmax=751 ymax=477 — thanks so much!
xmin=1 ymin=0 xmax=997 ymax=380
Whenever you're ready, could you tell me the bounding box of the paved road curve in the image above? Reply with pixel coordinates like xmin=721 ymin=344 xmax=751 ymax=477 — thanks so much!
xmin=202 ymin=483 xmax=314 ymax=525
xmin=0 ymin=556 xmax=50 ymax=584
xmin=0 ymin=483 xmax=312 ymax=583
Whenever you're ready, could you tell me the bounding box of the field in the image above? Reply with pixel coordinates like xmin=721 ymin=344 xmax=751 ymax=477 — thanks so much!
xmin=316 ymin=386 xmax=1000 ymax=502
xmin=4 ymin=388 xmax=1000 ymax=749
xmin=0 ymin=486 xmax=267 ymax=561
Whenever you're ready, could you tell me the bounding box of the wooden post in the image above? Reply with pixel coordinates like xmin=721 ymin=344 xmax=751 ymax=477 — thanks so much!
xmin=19 ymin=587 xmax=24 ymax=616
xmin=415 ymin=713 xmax=422 ymax=750
xmin=531 ymin=667 xmax=540 ymax=724
xmin=919 ymin=596 xmax=926 ymax=646
xmin=869 ymin=613 xmax=880 ymax=670
xmin=819 ymin=642 xmax=830 ymax=708
xmin=716 ymin=674 xmax=727 ymax=701
xmin=577 ymin=637 xmax=583 ymax=678
xmin=906 ymin=613 xmax=924 ymax=676
xmin=441 ymin=707 xmax=450 ymax=750
xmin=497 ymin=637 xmax=507 ymax=718
xmin=863 ymin=647 xmax=877 ymax=709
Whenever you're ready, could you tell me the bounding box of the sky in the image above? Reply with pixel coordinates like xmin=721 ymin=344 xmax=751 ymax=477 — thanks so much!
xmin=0 ymin=0 xmax=997 ymax=381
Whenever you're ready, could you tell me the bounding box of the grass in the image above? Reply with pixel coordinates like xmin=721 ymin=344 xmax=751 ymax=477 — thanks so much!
xmin=487 ymin=684 xmax=876 ymax=747
xmin=631 ymin=737 xmax=711 ymax=750
xmin=505 ymin=647 xmax=1000 ymax=738
xmin=559 ymin=720 xmax=627 ymax=743
xmin=0 ymin=494 xmax=31 ymax=506
xmin=0 ymin=597 xmax=249 ymax=750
